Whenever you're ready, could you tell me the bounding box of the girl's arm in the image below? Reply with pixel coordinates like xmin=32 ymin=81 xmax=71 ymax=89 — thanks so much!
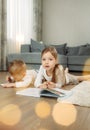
xmin=34 ymin=65 xmax=44 ymax=88
xmin=54 ymin=65 xmax=66 ymax=88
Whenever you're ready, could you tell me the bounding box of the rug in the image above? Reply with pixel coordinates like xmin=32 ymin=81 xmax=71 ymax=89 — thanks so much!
xmin=57 ymin=81 xmax=90 ymax=107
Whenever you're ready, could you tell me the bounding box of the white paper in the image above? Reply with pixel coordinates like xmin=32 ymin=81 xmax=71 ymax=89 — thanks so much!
xmin=58 ymin=81 xmax=90 ymax=107
xmin=16 ymin=88 xmax=41 ymax=97
xmin=16 ymin=87 xmax=72 ymax=99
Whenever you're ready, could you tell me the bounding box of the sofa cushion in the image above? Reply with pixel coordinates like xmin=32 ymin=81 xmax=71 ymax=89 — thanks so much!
xmin=51 ymin=43 xmax=67 ymax=55
xmin=87 ymin=43 xmax=90 ymax=46
xmin=31 ymin=39 xmax=45 ymax=52
xmin=21 ymin=44 xmax=31 ymax=53
xmin=67 ymin=44 xmax=87 ymax=56
xmin=67 ymin=46 xmax=80 ymax=56
xmin=78 ymin=46 xmax=90 ymax=55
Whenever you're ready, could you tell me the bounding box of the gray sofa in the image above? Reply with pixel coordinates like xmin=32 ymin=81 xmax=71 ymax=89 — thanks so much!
xmin=7 ymin=39 xmax=90 ymax=72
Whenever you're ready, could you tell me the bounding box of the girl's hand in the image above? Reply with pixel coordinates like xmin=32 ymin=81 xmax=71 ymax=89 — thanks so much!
xmin=47 ymin=82 xmax=56 ymax=89
xmin=38 ymin=82 xmax=48 ymax=89
xmin=1 ymin=83 xmax=15 ymax=88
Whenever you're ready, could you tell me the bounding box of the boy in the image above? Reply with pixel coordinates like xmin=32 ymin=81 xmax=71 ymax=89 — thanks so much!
xmin=2 ymin=60 xmax=37 ymax=88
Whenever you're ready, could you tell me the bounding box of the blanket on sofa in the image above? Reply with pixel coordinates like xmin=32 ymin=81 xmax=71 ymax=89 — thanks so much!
xmin=58 ymin=81 xmax=90 ymax=107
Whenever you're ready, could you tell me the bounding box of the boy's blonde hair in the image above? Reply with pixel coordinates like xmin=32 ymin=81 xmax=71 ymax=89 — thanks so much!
xmin=8 ymin=60 xmax=26 ymax=75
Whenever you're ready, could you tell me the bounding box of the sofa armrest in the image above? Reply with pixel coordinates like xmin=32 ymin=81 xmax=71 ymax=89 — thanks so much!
xmin=21 ymin=44 xmax=31 ymax=53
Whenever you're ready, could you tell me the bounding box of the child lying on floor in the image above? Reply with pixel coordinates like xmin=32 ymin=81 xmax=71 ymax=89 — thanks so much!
xmin=1 ymin=60 xmax=37 ymax=88
xmin=34 ymin=46 xmax=90 ymax=88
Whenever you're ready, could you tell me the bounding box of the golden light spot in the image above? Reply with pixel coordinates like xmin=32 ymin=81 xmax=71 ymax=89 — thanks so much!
xmin=35 ymin=101 xmax=51 ymax=118
xmin=82 ymin=58 xmax=90 ymax=75
xmin=0 ymin=104 xmax=22 ymax=126
xmin=52 ymin=103 xmax=77 ymax=126
xmin=39 ymin=128 xmax=48 ymax=130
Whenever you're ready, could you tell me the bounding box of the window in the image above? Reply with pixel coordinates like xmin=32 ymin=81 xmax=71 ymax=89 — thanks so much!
xmin=7 ymin=0 xmax=33 ymax=53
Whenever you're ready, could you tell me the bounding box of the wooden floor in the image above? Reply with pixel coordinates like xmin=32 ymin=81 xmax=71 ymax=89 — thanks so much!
xmin=0 ymin=72 xmax=90 ymax=130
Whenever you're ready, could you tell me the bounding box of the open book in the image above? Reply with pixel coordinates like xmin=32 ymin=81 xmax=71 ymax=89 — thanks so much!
xmin=16 ymin=87 xmax=72 ymax=99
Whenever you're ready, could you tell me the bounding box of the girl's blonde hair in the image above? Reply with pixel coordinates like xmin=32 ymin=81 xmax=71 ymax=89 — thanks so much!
xmin=41 ymin=46 xmax=58 ymax=60
xmin=41 ymin=46 xmax=59 ymax=83
xmin=8 ymin=60 xmax=26 ymax=75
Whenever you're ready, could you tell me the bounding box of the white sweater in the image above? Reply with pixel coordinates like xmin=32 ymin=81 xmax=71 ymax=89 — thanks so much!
xmin=34 ymin=65 xmax=65 ymax=88
xmin=15 ymin=70 xmax=37 ymax=88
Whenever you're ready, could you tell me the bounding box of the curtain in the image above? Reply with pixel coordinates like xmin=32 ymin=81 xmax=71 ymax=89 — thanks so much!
xmin=0 ymin=0 xmax=7 ymax=71
xmin=7 ymin=0 xmax=42 ymax=54
xmin=7 ymin=0 xmax=33 ymax=54
xmin=0 ymin=0 xmax=42 ymax=70
xmin=32 ymin=0 xmax=42 ymax=41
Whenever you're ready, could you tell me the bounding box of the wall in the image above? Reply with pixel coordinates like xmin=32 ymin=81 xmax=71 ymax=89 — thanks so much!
xmin=42 ymin=0 xmax=90 ymax=46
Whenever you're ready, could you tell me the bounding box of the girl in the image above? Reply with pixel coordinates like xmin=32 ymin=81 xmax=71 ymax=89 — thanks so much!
xmin=34 ymin=46 xmax=90 ymax=88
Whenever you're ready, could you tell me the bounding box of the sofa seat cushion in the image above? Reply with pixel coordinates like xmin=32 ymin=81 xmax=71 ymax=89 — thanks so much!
xmin=68 ymin=56 xmax=90 ymax=65
xmin=68 ymin=65 xmax=90 ymax=72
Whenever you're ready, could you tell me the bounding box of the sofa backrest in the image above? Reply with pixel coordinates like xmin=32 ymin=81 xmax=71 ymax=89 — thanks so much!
xmin=21 ymin=39 xmax=90 ymax=56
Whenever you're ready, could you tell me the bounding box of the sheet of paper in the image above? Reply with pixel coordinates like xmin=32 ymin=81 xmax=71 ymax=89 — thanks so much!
xmin=16 ymin=88 xmax=41 ymax=97
xmin=57 ymin=81 xmax=90 ymax=107
xmin=16 ymin=87 xmax=72 ymax=99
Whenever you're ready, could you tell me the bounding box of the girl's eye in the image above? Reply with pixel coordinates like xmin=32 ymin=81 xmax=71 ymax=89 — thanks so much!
xmin=49 ymin=59 xmax=53 ymax=61
xmin=42 ymin=58 xmax=46 ymax=61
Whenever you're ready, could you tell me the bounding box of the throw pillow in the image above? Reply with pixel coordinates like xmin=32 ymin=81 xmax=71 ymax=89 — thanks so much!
xmin=78 ymin=46 xmax=90 ymax=55
xmin=21 ymin=44 xmax=31 ymax=53
xmin=67 ymin=44 xmax=87 ymax=56
xmin=51 ymin=43 xmax=67 ymax=55
xmin=31 ymin=39 xmax=45 ymax=52
xmin=87 ymin=43 xmax=90 ymax=46
xmin=67 ymin=46 xmax=80 ymax=56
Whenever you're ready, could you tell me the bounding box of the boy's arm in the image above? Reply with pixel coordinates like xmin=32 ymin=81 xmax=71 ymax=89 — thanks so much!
xmin=15 ymin=75 xmax=33 ymax=88
xmin=2 ymin=73 xmax=34 ymax=88
xmin=1 ymin=83 xmax=16 ymax=88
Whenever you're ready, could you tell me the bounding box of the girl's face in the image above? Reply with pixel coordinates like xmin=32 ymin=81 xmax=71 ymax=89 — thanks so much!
xmin=42 ymin=52 xmax=57 ymax=72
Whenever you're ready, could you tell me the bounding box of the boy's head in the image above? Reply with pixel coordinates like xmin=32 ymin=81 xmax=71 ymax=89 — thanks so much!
xmin=8 ymin=60 xmax=26 ymax=81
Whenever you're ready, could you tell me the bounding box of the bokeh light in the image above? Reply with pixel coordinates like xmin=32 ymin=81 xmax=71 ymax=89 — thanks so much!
xmin=35 ymin=101 xmax=51 ymax=118
xmin=52 ymin=103 xmax=77 ymax=126
xmin=39 ymin=128 xmax=48 ymax=130
xmin=82 ymin=59 xmax=90 ymax=75
xmin=0 ymin=104 xmax=22 ymax=126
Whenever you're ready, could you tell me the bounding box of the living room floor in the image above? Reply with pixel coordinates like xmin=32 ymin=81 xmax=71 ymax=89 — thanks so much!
xmin=0 ymin=71 xmax=90 ymax=130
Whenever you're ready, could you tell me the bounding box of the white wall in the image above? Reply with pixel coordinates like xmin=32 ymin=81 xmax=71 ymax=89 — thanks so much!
xmin=42 ymin=0 xmax=90 ymax=46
